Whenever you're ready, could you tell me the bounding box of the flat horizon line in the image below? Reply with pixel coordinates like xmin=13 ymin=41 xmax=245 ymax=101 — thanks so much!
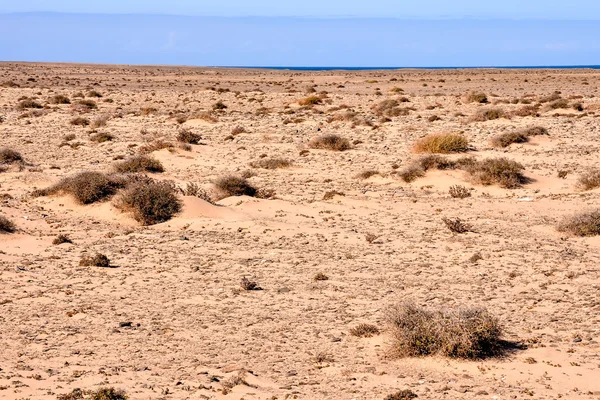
xmin=1 ymin=11 xmax=600 ymax=21
xmin=1 ymin=61 xmax=599 ymax=71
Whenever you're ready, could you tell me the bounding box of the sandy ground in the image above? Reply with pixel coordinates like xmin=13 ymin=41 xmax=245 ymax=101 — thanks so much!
xmin=1 ymin=62 xmax=600 ymax=399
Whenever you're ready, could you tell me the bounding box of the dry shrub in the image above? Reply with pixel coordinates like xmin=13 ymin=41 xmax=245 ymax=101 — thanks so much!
xmin=212 ymin=101 xmax=227 ymax=110
xmin=0 ymin=148 xmax=23 ymax=165
xmin=192 ymin=111 xmax=218 ymax=123
xmin=490 ymin=131 xmax=529 ymax=148
xmin=491 ymin=126 xmax=548 ymax=148
xmin=576 ymin=168 xmax=600 ymax=190
xmin=387 ymin=302 xmax=502 ymax=359
xmin=308 ymin=134 xmax=351 ymax=151
xmin=322 ymin=190 xmax=344 ymax=200
xmin=372 ymin=99 xmax=413 ymax=117
xmin=0 ymin=215 xmax=16 ymax=233
xmin=35 ymin=171 xmax=127 ymax=204
xmin=384 ymin=390 xmax=418 ymax=400
xmin=249 ymin=157 xmax=291 ymax=169
xmin=18 ymin=99 xmax=43 ymax=109
xmin=140 ymin=107 xmax=158 ymax=116
xmin=50 ymin=94 xmax=71 ymax=104
xmin=53 ymin=234 xmax=73 ymax=245
xmin=91 ymin=114 xmax=109 ymax=128
xmin=214 ymin=175 xmax=257 ymax=197
xmin=463 ymin=92 xmax=488 ymax=103
xmin=449 ymin=185 xmax=471 ymax=198
xmin=546 ymin=99 xmax=569 ymax=110
xmin=413 ymin=133 xmax=469 ymax=154
xmin=470 ymin=107 xmax=505 ymax=122
xmin=511 ymin=104 xmax=540 ymax=117
xmin=231 ymin=126 xmax=247 ymax=135
xmin=114 ymin=155 xmax=164 ymax=173
xmin=442 ymin=217 xmax=471 ymax=233
xmin=355 ymin=169 xmax=379 ymax=179
xmin=79 ymin=253 xmax=111 ymax=268
xmin=557 ymin=209 xmax=600 ymax=237
xmin=90 ymin=132 xmax=114 ymax=143
xmin=465 ymin=158 xmax=526 ymax=188
xmin=138 ymin=140 xmax=174 ymax=154
xmin=180 ymin=182 xmax=214 ymax=203
xmin=70 ymin=117 xmax=90 ymax=126
xmin=398 ymin=164 xmax=425 ymax=183
xmin=176 ymin=128 xmax=202 ymax=144
xmin=115 ymin=180 xmax=182 ymax=225
xmin=77 ymin=99 xmax=97 ymax=109
xmin=298 ymin=95 xmax=322 ymax=106
xmin=58 ymin=387 xmax=127 ymax=400
xmin=349 ymin=323 xmax=380 ymax=338
xmin=313 ymin=272 xmax=329 ymax=281
xmin=87 ymin=90 xmax=103 ymax=98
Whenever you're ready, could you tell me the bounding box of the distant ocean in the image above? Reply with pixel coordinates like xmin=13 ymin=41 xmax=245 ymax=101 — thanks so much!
xmin=230 ymin=66 xmax=600 ymax=71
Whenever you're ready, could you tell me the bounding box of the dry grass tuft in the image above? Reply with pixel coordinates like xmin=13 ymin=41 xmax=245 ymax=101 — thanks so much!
xmin=249 ymin=157 xmax=291 ymax=169
xmin=323 ymin=190 xmax=345 ymax=200
xmin=465 ymin=158 xmax=527 ymax=188
xmin=79 ymin=253 xmax=111 ymax=268
xmin=372 ymin=99 xmax=413 ymax=117
xmin=214 ymin=175 xmax=257 ymax=197
xmin=138 ymin=140 xmax=174 ymax=154
xmin=115 ymin=180 xmax=182 ymax=225
xmin=576 ymin=168 xmax=600 ymax=190
xmin=557 ymin=209 xmax=600 ymax=237
xmin=50 ymin=94 xmax=71 ymax=104
xmin=384 ymin=390 xmax=418 ymax=400
xmin=490 ymin=131 xmax=529 ymax=148
xmin=176 ymin=128 xmax=202 ymax=144
xmin=308 ymin=134 xmax=351 ymax=151
xmin=448 ymin=185 xmax=471 ymax=199
xmin=34 ymin=171 xmax=128 ymax=204
xmin=355 ymin=169 xmax=379 ymax=179
xmin=349 ymin=323 xmax=380 ymax=338
xmin=491 ymin=126 xmax=548 ymax=148
xmin=90 ymin=132 xmax=114 ymax=143
xmin=70 ymin=117 xmax=90 ymax=126
xmin=463 ymin=92 xmax=488 ymax=103
xmin=53 ymin=234 xmax=73 ymax=245
xmin=114 ymin=155 xmax=164 ymax=173
xmin=57 ymin=387 xmax=127 ymax=400
xmin=0 ymin=148 xmax=24 ymax=165
xmin=470 ymin=107 xmax=505 ymax=122
xmin=387 ymin=302 xmax=503 ymax=359
xmin=398 ymin=164 xmax=426 ymax=183
xmin=413 ymin=133 xmax=469 ymax=154
xmin=0 ymin=215 xmax=16 ymax=233
xmin=313 ymin=272 xmax=329 ymax=281
xmin=18 ymin=99 xmax=43 ymax=109
xmin=442 ymin=217 xmax=471 ymax=233
xmin=298 ymin=95 xmax=322 ymax=106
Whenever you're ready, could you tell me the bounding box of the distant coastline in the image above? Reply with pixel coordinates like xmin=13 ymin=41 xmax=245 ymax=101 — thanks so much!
xmin=226 ymin=65 xmax=600 ymax=71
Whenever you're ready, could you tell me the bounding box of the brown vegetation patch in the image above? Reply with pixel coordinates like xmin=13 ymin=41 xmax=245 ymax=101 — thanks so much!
xmin=114 ymin=155 xmax=164 ymax=173
xmin=115 ymin=180 xmax=182 ymax=225
xmin=308 ymin=134 xmax=351 ymax=151
xmin=413 ymin=133 xmax=469 ymax=154
xmin=557 ymin=209 xmax=600 ymax=237
xmin=387 ymin=302 xmax=503 ymax=359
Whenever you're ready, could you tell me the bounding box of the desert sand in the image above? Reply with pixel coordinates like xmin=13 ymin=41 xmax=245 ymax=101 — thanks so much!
xmin=1 ymin=62 xmax=600 ymax=399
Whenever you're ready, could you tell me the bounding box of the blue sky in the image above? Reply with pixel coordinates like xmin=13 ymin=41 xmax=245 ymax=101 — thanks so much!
xmin=0 ymin=2 xmax=599 ymax=67
xmin=2 ymin=0 xmax=600 ymax=19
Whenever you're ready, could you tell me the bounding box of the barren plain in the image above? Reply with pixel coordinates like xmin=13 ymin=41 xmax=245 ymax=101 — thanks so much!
xmin=1 ymin=63 xmax=600 ymax=399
